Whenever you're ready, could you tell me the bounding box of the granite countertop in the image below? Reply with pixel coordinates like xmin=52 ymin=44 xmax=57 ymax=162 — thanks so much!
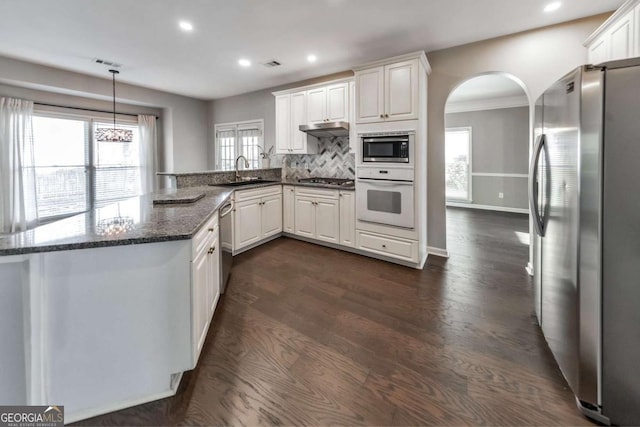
xmin=0 ymin=187 xmax=233 ymax=256
xmin=207 ymin=180 xmax=355 ymax=191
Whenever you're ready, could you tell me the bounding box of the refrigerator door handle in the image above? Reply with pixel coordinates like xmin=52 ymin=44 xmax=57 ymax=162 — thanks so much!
xmin=529 ymin=134 xmax=546 ymax=237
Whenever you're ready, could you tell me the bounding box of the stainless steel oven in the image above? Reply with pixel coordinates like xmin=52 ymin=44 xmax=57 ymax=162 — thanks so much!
xmin=362 ymin=132 xmax=412 ymax=164
xmin=356 ymin=167 xmax=414 ymax=229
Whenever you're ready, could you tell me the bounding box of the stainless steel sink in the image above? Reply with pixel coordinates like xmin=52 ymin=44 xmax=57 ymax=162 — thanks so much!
xmin=211 ymin=179 xmax=279 ymax=187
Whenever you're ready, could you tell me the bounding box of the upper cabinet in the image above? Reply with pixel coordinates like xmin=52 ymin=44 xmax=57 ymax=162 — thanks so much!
xmin=273 ymin=79 xmax=352 ymax=154
xmin=585 ymin=0 xmax=639 ymax=64
xmin=354 ymin=53 xmax=429 ymax=124
xmin=307 ymin=83 xmax=349 ymax=124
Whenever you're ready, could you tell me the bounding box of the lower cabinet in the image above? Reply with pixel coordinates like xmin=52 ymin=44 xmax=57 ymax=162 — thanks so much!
xmin=234 ymin=186 xmax=283 ymax=252
xmin=356 ymin=230 xmax=419 ymax=263
xmin=191 ymin=212 xmax=220 ymax=367
xmin=339 ymin=191 xmax=355 ymax=247
xmin=283 ymin=185 xmax=295 ymax=233
xmin=294 ymin=187 xmax=340 ymax=244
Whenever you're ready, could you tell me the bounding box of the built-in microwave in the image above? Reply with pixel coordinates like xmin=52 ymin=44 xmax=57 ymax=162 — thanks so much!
xmin=362 ymin=132 xmax=412 ymax=163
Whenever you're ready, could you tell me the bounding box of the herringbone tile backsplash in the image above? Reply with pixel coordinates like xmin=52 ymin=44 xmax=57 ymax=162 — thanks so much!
xmin=283 ymin=137 xmax=355 ymax=181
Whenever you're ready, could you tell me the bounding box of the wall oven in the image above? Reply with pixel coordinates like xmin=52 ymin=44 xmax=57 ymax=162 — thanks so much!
xmin=356 ymin=167 xmax=414 ymax=229
xmin=362 ymin=132 xmax=413 ymax=164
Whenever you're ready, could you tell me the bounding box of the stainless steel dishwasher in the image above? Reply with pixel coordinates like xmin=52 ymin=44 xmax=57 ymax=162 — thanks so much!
xmin=219 ymin=199 xmax=233 ymax=293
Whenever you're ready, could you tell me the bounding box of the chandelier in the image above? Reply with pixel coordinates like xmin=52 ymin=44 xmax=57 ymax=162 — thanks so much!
xmin=96 ymin=69 xmax=133 ymax=142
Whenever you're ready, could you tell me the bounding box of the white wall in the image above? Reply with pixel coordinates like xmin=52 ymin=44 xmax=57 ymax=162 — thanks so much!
xmin=426 ymin=13 xmax=610 ymax=251
xmin=0 ymin=56 xmax=210 ymax=178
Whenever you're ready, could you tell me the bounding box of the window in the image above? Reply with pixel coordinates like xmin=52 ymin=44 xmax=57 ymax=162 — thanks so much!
xmin=445 ymin=127 xmax=472 ymax=202
xmin=214 ymin=120 xmax=263 ymax=171
xmin=31 ymin=113 xmax=141 ymax=221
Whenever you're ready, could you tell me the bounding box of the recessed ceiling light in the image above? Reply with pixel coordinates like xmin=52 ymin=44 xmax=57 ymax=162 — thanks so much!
xmin=544 ymin=2 xmax=561 ymax=12
xmin=307 ymin=54 xmax=317 ymax=63
xmin=179 ymin=21 xmax=193 ymax=32
xmin=238 ymin=59 xmax=251 ymax=67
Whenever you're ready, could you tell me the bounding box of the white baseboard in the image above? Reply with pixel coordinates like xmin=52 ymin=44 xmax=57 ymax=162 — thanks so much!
xmin=526 ymin=262 xmax=534 ymax=276
xmin=427 ymin=246 xmax=449 ymax=258
xmin=447 ymin=202 xmax=529 ymax=215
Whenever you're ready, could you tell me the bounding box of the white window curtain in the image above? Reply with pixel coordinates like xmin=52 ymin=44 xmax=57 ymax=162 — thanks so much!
xmin=0 ymin=97 xmax=38 ymax=234
xmin=138 ymin=114 xmax=158 ymax=195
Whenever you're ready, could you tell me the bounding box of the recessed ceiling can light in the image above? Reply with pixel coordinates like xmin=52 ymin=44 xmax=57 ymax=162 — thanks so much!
xmin=238 ymin=59 xmax=251 ymax=67
xmin=179 ymin=21 xmax=193 ymax=31
xmin=307 ymin=54 xmax=317 ymax=63
xmin=544 ymin=2 xmax=561 ymax=12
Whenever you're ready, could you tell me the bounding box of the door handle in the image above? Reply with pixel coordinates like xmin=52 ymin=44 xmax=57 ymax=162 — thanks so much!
xmin=529 ymin=134 xmax=546 ymax=237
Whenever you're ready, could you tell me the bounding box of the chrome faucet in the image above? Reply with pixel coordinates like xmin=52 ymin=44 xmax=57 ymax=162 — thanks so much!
xmin=235 ymin=155 xmax=249 ymax=181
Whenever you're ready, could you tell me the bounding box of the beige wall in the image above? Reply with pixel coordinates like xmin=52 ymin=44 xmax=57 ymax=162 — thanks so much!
xmin=426 ymin=13 xmax=610 ymax=251
xmin=0 ymin=56 xmax=210 ymax=179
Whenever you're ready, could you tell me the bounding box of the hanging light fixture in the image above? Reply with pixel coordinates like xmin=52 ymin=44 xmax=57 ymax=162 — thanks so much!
xmin=96 ymin=69 xmax=133 ymax=142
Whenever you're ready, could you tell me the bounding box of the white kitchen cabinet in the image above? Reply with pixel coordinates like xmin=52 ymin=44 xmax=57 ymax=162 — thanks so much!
xmin=307 ymin=83 xmax=349 ymax=124
xmin=275 ymin=94 xmax=291 ymax=154
xmin=585 ymin=1 xmax=638 ymax=63
xmin=610 ymin=9 xmax=635 ymax=60
xmin=315 ymin=198 xmax=340 ymax=244
xmin=339 ymin=191 xmax=355 ymax=247
xmin=233 ymin=186 xmax=283 ymax=252
xmin=294 ymin=187 xmax=339 ymax=243
xmin=191 ymin=213 xmax=220 ymax=366
xmin=234 ymin=199 xmax=262 ymax=249
xmin=349 ymin=81 xmax=357 ymax=153
xmin=355 ymin=59 xmax=418 ymax=123
xmin=290 ymin=91 xmax=307 ymax=153
xmin=283 ymin=185 xmax=295 ymax=233
xmin=262 ymin=194 xmax=283 ymax=238
xmin=275 ymin=92 xmax=316 ymax=155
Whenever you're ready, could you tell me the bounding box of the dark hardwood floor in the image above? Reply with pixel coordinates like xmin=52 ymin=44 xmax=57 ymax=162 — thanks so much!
xmin=75 ymin=207 xmax=593 ymax=426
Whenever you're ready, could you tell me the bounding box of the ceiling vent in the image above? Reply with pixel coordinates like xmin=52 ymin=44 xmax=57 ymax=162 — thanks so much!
xmin=263 ymin=60 xmax=282 ymax=68
xmin=94 ymin=58 xmax=122 ymax=68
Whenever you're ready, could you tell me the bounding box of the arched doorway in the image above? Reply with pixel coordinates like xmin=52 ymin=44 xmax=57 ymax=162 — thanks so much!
xmin=443 ymin=72 xmax=531 ymax=265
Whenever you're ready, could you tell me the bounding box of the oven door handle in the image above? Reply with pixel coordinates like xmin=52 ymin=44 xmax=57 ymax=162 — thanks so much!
xmin=357 ymin=179 xmax=413 ymax=187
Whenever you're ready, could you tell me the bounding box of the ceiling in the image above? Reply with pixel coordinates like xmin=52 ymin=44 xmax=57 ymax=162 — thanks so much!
xmin=0 ymin=0 xmax=622 ymax=100
xmin=447 ymin=74 xmax=527 ymax=104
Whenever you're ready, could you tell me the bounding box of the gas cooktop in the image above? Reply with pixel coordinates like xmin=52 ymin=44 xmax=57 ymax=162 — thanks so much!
xmin=297 ymin=177 xmax=354 ymax=187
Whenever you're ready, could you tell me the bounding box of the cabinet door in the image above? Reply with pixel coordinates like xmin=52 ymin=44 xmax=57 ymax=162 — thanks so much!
xmin=192 ymin=248 xmax=210 ymax=366
xmin=315 ymin=198 xmax=339 ymax=244
xmin=609 ymin=9 xmax=634 ymax=61
xmin=589 ymin=35 xmax=609 ymax=64
xmin=262 ymin=194 xmax=283 ymax=238
xmin=208 ymin=235 xmax=221 ymax=318
xmin=283 ymin=186 xmax=296 ymax=233
xmin=327 ymin=83 xmax=348 ymax=122
xmin=294 ymin=197 xmax=315 ymax=238
xmin=275 ymin=94 xmax=291 ymax=154
xmin=307 ymin=87 xmax=327 ymax=124
xmin=356 ymin=66 xmax=384 ymax=124
xmin=290 ymin=91 xmax=308 ymax=153
xmin=636 ymin=4 xmax=640 ymax=57
xmin=339 ymin=192 xmax=355 ymax=247
xmin=234 ymin=199 xmax=262 ymax=249
xmin=385 ymin=59 xmax=418 ymax=121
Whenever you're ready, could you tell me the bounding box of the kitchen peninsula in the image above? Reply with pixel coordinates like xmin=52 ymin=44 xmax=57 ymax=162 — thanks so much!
xmin=0 ymin=186 xmax=232 ymax=423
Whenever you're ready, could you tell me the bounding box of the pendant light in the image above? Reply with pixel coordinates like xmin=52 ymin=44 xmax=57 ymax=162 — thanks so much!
xmin=96 ymin=68 xmax=133 ymax=142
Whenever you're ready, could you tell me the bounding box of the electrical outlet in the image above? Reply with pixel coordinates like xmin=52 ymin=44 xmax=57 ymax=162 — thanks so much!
xmin=498 ymin=192 xmax=504 ymax=199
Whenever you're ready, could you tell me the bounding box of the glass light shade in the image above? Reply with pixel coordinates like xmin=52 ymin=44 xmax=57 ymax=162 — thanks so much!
xmin=96 ymin=127 xmax=133 ymax=142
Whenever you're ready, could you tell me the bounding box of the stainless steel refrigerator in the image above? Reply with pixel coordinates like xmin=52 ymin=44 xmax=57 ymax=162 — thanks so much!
xmin=530 ymin=58 xmax=640 ymax=426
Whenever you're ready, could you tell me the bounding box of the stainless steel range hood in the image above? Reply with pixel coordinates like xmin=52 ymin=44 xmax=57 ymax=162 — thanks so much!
xmin=299 ymin=121 xmax=349 ymax=138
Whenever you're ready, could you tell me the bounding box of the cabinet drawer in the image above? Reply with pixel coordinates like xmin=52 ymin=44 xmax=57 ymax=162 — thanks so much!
xmin=192 ymin=213 xmax=218 ymax=256
xmin=295 ymin=186 xmax=339 ymax=200
xmin=356 ymin=230 xmax=418 ymax=262
xmin=235 ymin=184 xmax=282 ymax=202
